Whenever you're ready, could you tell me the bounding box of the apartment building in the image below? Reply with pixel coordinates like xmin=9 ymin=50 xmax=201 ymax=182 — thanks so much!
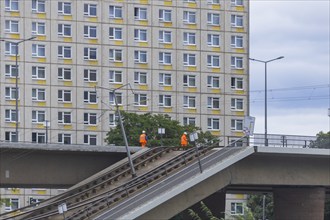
xmin=0 ymin=0 xmax=249 ymax=146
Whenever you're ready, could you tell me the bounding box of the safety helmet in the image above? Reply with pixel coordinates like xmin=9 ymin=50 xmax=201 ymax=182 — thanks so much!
xmin=142 ymin=130 xmax=146 ymax=133
xmin=184 ymin=132 xmax=187 ymax=135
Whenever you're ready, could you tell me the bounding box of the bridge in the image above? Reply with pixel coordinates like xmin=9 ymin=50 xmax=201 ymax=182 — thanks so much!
xmin=0 ymin=139 xmax=329 ymax=220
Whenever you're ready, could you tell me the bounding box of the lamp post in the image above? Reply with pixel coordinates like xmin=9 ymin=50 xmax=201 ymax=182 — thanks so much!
xmin=1 ymin=37 xmax=36 ymax=142
xmin=249 ymin=56 xmax=284 ymax=146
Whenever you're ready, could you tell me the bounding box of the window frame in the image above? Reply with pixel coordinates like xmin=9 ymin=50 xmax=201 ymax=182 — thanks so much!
xmin=58 ymin=67 xmax=72 ymax=81
xmin=32 ymin=132 xmax=46 ymax=143
xmin=58 ymin=23 xmax=72 ymax=37
xmin=32 ymin=110 xmax=46 ymax=123
xmin=109 ymin=70 xmax=122 ymax=84
xmin=109 ymin=5 xmax=123 ymax=19
xmin=134 ymin=29 xmax=147 ymax=42
xmin=231 ymin=77 xmax=243 ymax=90
xmin=207 ymin=75 xmax=220 ymax=88
xmin=84 ymin=25 xmax=97 ymax=39
xmin=84 ymin=69 xmax=97 ymax=82
xmin=5 ymin=64 xmax=18 ymax=78
xmin=207 ymin=97 xmax=220 ymax=109
xmin=5 ymin=87 xmax=19 ymax=100
xmin=159 ymin=30 xmax=172 ymax=44
xmin=84 ymin=47 xmax=97 ymax=60
xmin=231 ymin=35 xmax=243 ymax=48
xmin=207 ymin=13 xmax=220 ymax=26
xmin=183 ymin=11 xmax=196 ymax=24
xmin=231 ymin=98 xmax=244 ymax=111
xmin=32 ymin=0 xmax=46 ymax=13
xmin=207 ymin=55 xmax=220 ymax=67
xmin=159 ymin=73 xmax=172 ymax=86
xmin=5 ymin=20 xmax=19 ymax=33
xmin=84 ymin=91 xmax=97 ymax=104
xmin=134 ymin=93 xmax=148 ymax=106
xmin=134 ymin=50 xmax=148 ymax=63
xmin=58 ymin=2 xmax=71 ymax=15
xmin=159 ymin=9 xmax=172 ymax=22
xmin=183 ymin=53 xmax=196 ymax=66
xmin=134 ymin=7 xmax=147 ymax=20
xmin=231 ymin=14 xmax=244 ymax=27
xmin=183 ymin=32 xmax=196 ymax=45
xmin=5 ymin=109 xmax=18 ymax=122
xmin=58 ymin=111 xmax=72 ymax=124
xmin=58 ymin=45 xmax=72 ymax=59
xmin=84 ymin=134 xmax=97 ymax=145
xmin=231 ymin=56 xmax=243 ymax=69
xmin=84 ymin=3 xmax=97 ymax=17
xmin=231 ymin=119 xmax=243 ymax=131
xmin=32 ymin=21 xmax=46 ymax=36
xmin=32 ymin=88 xmax=46 ymax=101
xmin=207 ymin=118 xmax=220 ymax=130
xmin=109 ymin=49 xmax=123 ymax=62
xmin=109 ymin=92 xmax=123 ymax=105
xmin=183 ymin=74 xmax=196 ymax=87
xmin=159 ymin=94 xmax=172 ymax=107
xmin=58 ymin=133 xmax=71 ymax=144
xmin=183 ymin=95 xmax=196 ymax=109
xmin=183 ymin=117 xmax=196 ymax=126
xmin=32 ymin=44 xmax=46 ymax=57
xmin=134 ymin=72 xmax=147 ymax=85
xmin=207 ymin=34 xmax=220 ymax=47
xmin=109 ymin=27 xmax=122 ymax=40
xmin=5 ymin=0 xmax=19 ymax=11
xmin=58 ymin=89 xmax=72 ymax=102
xmin=159 ymin=52 xmax=172 ymax=65
xmin=84 ymin=112 xmax=97 ymax=125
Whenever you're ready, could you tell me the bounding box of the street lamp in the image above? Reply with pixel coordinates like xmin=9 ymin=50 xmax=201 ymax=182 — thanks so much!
xmin=249 ymin=56 xmax=284 ymax=146
xmin=1 ymin=36 xmax=36 ymax=142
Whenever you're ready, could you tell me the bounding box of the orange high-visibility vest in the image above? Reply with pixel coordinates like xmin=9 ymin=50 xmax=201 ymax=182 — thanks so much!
xmin=181 ymin=134 xmax=188 ymax=147
xmin=140 ymin=133 xmax=147 ymax=145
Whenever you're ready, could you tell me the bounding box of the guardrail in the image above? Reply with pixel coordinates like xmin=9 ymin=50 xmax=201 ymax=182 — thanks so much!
xmin=227 ymin=133 xmax=317 ymax=148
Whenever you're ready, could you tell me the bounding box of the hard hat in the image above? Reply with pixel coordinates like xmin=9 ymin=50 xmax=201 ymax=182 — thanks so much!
xmin=184 ymin=132 xmax=187 ymax=135
xmin=142 ymin=130 xmax=145 ymax=133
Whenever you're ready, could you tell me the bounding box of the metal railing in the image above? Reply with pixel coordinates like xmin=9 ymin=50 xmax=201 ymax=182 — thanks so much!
xmin=227 ymin=133 xmax=317 ymax=148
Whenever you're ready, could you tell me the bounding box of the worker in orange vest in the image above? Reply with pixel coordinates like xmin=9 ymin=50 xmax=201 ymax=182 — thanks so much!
xmin=181 ymin=132 xmax=188 ymax=148
xmin=139 ymin=130 xmax=147 ymax=148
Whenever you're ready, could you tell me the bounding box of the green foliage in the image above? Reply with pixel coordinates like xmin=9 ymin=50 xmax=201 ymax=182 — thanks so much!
xmin=105 ymin=111 xmax=217 ymax=147
xmin=309 ymin=131 xmax=330 ymax=149
xmin=247 ymin=194 xmax=273 ymax=220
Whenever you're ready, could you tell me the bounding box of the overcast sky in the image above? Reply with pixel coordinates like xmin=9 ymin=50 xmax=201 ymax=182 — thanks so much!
xmin=249 ymin=0 xmax=330 ymax=136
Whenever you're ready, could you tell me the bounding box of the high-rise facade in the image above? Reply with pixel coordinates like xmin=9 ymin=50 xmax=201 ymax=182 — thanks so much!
xmin=0 ymin=0 xmax=249 ymax=146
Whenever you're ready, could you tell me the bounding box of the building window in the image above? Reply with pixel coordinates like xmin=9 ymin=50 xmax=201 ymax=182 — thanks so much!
xmin=109 ymin=70 xmax=122 ymax=83
xmin=32 ymin=88 xmax=46 ymax=101
xmin=5 ymin=42 xmax=18 ymax=56
xmin=231 ymin=98 xmax=244 ymax=110
xmin=5 ymin=64 xmax=18 ymax=78
xmin=183 ymin=11 xmax=196 ymax=24
xmin=84 ymin=4 xmax=97 ymax=17
xmin=134 ymin=50 xmax=147 ymax=63
xmin=32 ymin=0 xmax=45 ymax=13
xmin=84 ymin=47 xmax=97 ymax=60
xmin=4 ymin=198 xmax=19 ymax=212
xmin=32 ymin=132 xmax=46 ymax=143
xmin=32 ymin=44 xmax=46 ymax=57
xmin=231 ymin=56 xmax=243 ymax=69
xmin=134 ymin=72 xmax=147 ymax=84
xmin=109 ymin=92 xmax=122 ymax=105
xmin=231 ymin=77 xmax=243 ymax=90
xmin=159 ymin=9 xmax=172 ymax=22
xmin=207 ymin=34 xmax=220 ymax=47
xmin=5 ymin=131 xmax=17 ymax=142
xmin=58 ymin=111 xmax=71 ymax=124
xmin=58 ymin=68 xmax=72 ymax=80
xmin=231 ymin=35 xmax=243 ymax=48
xmin=109 ymin=49 xmax=122 ymax=62
xmin=84 ymin=134 xmax=97 ymax=145
xmin=207 ymin=0 xmax=220 ymax=4
xmin=84 ymin=91 xmax=97 ymax=103
xmin=207 ymin=55 xmax=220 ymax=67
xmin=207 ymin=76 xmax=220 ymax=88
xmin=32 ymin=110 xmax=45 ymax=123
xmin=183 ymin=53 xmax=196 ymax=66
xmin=231 ymin=119 xmax=243 ymax=131
xmin=159 ymin=52 xmax=172 ymax=65
xmin=5 ymin=109 xmax=18 ymax=122
xmin=159 ymin=95 xmax=172 ymax=107
xmin=109 ymin=5 xmax=122 ymax=19
xmin=134 ymin=94 xmax=148 ymax=106
xmin=208 ymin=118 xmax=220 ymax=130
xmin=58 ymin=89 xmax=72 ymax=102
xmin=134 ymin=29 xmax=147 ymax=42
xmin=84 ymin=112 xmax=97 ymax=125
xmin=134 ymin=7 xmax=147 ymax=20
xmin=5 ymin=20 xmax=19 ymax=33
xmin=207 ymin=13 xmax=220 ymax=25
xmin=58 ymin=133 xmax=71 ymax=144
xmin=5 ymin=87 xmax=19 ymax=100
xmin=184 ymin=0 xmax=196 ymax=2
xmin=84 ymin=25 xmax=97 ymax=38
xmin=207 ymin=97 xmax=220 ymax=109
xmin=84 ymin=69 xmax=97 ymax=82
xmin=231 ymin=0 xmax=243 ymax=6
xmin=159 ymin=30 xmax=172 ymax=43
xmin=32 ymin=66 xmax=46 ymax=79
xmin=58 ymin=46 xmax=72 ymax=59
xmin=159 ymin=73 xmax=172 ymax=86
xmin=109 ymin=27 xmax=122 ymax=40
xmin=58 ymin=24 xmax=71 ymax=37
xmin=183 ymin=32 xmax=196 ymax=45
xmin=231 ymin=15 xmax=243 ymax=27
xmin=5 ymin=0 xmax=19 ymax=11
xmin=109 ymin=113 xmax=118 ymax=126
xmin=183 ymin=75 xmax=196 ymax=87
xmin=32 ymin=22 xmax=45 ymax=35
xmin=183 ymin=96 xmax=196 ymax=108
xmin=183 ymin=117 xmax=196 ymax=126
xmin=58 ymin=2 xmax=71 ymax=15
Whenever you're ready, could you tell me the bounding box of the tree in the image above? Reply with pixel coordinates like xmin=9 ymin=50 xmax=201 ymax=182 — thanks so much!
xmin=309 ymin=131 xmax=330 ymax=149
xmin=247 ymin=194 xmax=273 ymax=220
xmin=105 ymin=112 xmax=218 ymax=147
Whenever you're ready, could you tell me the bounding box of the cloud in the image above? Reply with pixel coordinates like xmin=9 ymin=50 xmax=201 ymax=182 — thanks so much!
xmin=252 ymin=107 xmax=330 ymax=136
